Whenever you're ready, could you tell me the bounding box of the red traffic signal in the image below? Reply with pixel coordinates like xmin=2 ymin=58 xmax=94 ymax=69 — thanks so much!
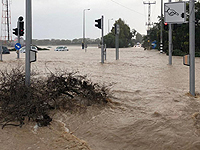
xmin=164 ymin=22 xmax=168 ymax=30
xmin=19 ymin=21 xmax=24 ymax=36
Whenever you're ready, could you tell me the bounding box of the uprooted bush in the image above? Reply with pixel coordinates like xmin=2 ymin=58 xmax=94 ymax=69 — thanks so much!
xmin=0 ymin=67 xmax=111 ymax=128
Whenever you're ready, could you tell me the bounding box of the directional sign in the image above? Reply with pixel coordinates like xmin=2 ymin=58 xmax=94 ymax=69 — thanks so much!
xmin=15 ymin=43 xmax=21 ymax=50
xmin=164 ymin=2 xmax=186 ymax=24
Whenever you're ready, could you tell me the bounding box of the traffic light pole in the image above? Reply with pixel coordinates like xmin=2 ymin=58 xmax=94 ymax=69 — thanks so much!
xmin=160 ymin=0 xmax=163 ymax=53
xmin=25 ymin=0 xmax=32 ymax=86
xmin=17 ymin=19 xmax=20 ymax=59
xmin=101 ymin=15 xmax=104 ymax=64
xmin=115 ymin=24 xmax=119 ymax=60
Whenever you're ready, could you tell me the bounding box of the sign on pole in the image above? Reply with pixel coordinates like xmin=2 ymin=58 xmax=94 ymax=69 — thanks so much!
xmin=164 ymin=2 xmax=186 ymax=24
xmin=30 ymin=50 xmax=36 ymax=62
xmin=15 ymin=43 xmax=21 ymax=50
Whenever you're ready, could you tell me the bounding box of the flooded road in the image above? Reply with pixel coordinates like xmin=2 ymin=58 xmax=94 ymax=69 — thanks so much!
xmin=2 ymin=46 xmax=200 ymax=150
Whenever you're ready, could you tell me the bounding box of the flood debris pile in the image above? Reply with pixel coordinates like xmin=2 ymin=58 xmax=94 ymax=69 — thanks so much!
xmin=0 ymin=68 xmax=110 ymax=129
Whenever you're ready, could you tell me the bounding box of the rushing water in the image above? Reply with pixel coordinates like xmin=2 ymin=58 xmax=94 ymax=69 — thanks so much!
xmin=2 ymin=46 xmax=200 ymax=150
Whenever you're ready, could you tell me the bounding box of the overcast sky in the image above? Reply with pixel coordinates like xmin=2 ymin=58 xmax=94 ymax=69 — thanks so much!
xmin=9 ymin=0 xmax=172 ymax=40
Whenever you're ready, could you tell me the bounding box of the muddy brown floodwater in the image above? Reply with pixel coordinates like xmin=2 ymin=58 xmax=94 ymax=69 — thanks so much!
xmin=1 ymin=46 xmax=200 ymax=150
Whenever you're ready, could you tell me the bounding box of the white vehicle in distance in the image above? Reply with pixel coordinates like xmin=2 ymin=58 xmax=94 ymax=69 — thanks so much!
xmin=54 ymin=46 xmax=69 ymax=51
xmin=19 ymin=46 xmax=38 ymax=53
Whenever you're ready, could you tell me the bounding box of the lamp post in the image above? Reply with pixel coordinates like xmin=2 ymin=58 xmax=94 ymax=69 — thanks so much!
xmin=83 ymin=8 xmax=90 ymax=51
xmin=108 ymin=18 xmax=113 ymax=33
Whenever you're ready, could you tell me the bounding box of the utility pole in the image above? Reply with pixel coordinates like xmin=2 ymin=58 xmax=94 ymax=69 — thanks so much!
xmin=143 ymin=1 xmax=156 ymax=50
xmin=6 ymin=0 xmax=9 ymax=42
xmin=1 ymin=0 xmax=12 ymax=44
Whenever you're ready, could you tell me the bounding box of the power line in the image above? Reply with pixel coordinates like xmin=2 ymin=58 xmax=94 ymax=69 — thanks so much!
xmin=110 ymin=0 xmax=145 ymax=16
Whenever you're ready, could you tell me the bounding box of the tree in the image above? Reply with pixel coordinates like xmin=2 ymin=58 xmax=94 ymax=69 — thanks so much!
xmin=104 ymin=18 xmax=136 ymax=48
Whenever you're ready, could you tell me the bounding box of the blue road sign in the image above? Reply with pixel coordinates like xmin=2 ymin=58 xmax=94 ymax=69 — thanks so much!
xmin=15 ymin=43 xmax=21 ymax=50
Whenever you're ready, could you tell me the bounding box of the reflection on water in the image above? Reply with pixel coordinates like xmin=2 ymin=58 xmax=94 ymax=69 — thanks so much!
xmin=2 ymin=46 xmax=200 ymax=150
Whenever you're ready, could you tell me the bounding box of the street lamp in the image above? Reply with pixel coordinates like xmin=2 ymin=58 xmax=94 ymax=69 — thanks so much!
xmin=83 ymin=8 xmax=90 ymax=51
xmin=108 ymin=18 xmax=113 ymax=33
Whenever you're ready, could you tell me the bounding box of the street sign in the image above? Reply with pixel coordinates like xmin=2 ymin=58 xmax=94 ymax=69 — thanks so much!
xmin=164 ymin=2 xmax=186 ymax=24
xmin=15 ymin=43 xmax=21 ymax=50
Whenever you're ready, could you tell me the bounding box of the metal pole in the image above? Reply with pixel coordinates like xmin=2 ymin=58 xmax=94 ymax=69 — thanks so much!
xmin=115 ymin=24 xmax=119 ymax=60
xmin=169 ymin=23 xmax=172 ymax=65
xmin=160 ymin=0 xmax=163 ymax=53
xmin=83 ymin=10 xmax=85 ymax=50
xmin=108 ymin=19 xmax=110 ymax=33
xmin=0 ymin=42 xmax=2 ymax=62
xmin=168 ymin=0 xmax=172 ymax=65
xmin=189 ymin=0 xmax=195 ymax=96
xmin=25 ymin=0 xmax=31 ymax=86
xmin=104 ymin=44 xmax=106 ymax=60
xmin=17 ymin=20 xmax=20 ymax=59
xmin=83 ymin=9 xmax=90 ymax=52
xmin=116 ymin=34 xmax=119 ymax=60
xmin=108 ymin=18 xmax=113 ymax=33
xmin=101 ymin=15 xmax=104 ymax=64
xmin=117 ymin=34 xmax=119 ymax=60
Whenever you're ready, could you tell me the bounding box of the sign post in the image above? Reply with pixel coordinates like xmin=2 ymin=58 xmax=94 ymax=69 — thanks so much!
xmin=164 ymin=1 xmax=186 ymax=65
xmin=165 ymin=1 xmax=195 ymax=96
xmin=25 ymin=0 xmax=32 ymax=86
xmin=189 ymin=0 xmax=195 ymax=96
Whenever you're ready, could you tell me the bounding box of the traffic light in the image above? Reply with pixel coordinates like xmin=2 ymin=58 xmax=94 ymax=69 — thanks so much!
xmin=95 ymin=18 xmax=101 ymax=29
xmin=19 ymin=20 xmax=24 ymax=36
xmin=164 ymin=22 xmax=168 ymax=30
xmin=115 ymin=24 xmax=120 ymax=35
xmin=13 ymin=28 xmax=18 ymax=36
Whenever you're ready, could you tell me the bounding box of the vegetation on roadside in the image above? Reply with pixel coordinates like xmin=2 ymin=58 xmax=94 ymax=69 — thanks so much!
xmin=0 ymin=67 xmax=111 ymax=129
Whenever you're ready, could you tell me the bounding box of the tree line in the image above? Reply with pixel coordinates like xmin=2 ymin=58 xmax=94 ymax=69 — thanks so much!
xmin=32 ymin=38 xmax=101 ymax=46
xmin=31 ymin=18 xmax=143 ymax=48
